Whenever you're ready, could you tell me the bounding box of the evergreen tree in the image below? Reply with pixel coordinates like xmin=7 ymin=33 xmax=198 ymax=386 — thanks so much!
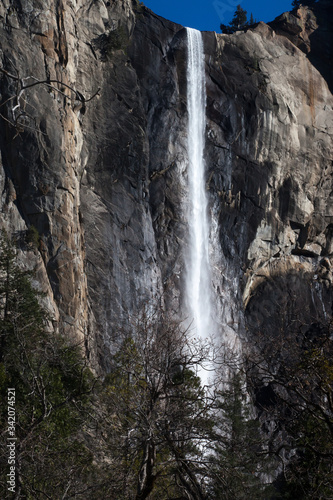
xmin=0 ymin=232 xmax=96 ymax=499
xmin=220 ymin=5 xmax=248 ymax=34
xmin=208 ymin=373 xmax=275 ymax=499
xmin=292 ymin=0 xmax=317 ymax=7
xmin=98 ymin=311 xmax=214 ymax=499
xmin=3 ymin=230 xmax=331 ymax=498
xmin=230 ymin=5 xmax=248 ymax=29
xmin=246 ymin=318 xmax=333 ymax=499
xmin=276 ymin=338 xmax=333 ymax=499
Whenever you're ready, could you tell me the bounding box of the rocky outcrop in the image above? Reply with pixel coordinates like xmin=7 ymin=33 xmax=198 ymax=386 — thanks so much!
xmin=0 ymin=0 xmax=332 ymax=371
xmin=128 ymin=11 xmax=333 ymax=345
xmin=269 ymin=0 xmax=333 ymax=92
xmin=203 ymin=21 xmax=333 ymax=340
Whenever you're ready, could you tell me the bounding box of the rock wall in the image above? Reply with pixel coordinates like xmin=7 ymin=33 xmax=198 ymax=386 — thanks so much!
xmin=0 ymin=0 xmax=332 ymax=371
xmin=269 ymin=0 xmax=333 ymax=92
xmin=203 ymin=22 xmax=333 ymax=342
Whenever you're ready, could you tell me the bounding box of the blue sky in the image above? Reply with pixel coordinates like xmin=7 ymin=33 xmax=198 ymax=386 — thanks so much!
xmin=142 ymin=0 xmax=294 ymax=32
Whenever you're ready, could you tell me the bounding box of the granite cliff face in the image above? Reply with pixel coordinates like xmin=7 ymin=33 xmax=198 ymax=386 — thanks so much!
xmin=269 ymin=0 xmax=333 ymax=92
xmin=0 ymin=0 xmax=332 ymax=370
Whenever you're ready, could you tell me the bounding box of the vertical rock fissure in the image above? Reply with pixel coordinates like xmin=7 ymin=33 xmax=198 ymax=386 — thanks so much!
xmin=185 ymin=28 xmax=213 ymax=350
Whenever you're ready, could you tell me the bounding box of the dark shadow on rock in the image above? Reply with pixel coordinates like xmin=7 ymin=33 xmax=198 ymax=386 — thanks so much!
xmin=269 ymin=1 xmax=333 ymax=93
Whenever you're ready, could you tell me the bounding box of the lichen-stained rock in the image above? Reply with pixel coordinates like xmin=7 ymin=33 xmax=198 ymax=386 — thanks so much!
xmin=0 ymin=0 xmax=332 ymax=371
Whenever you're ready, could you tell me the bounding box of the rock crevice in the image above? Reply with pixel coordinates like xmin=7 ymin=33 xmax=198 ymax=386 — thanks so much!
xmin=0 ymin=0 xmax=332 ymax=370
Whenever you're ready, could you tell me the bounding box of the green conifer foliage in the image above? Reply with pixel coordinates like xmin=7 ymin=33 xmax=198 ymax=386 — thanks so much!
xmin=208 ymin=373 xmax=275 ymax=499
xmin=230 ymin=5 xmax=248 ymax=29
xmin=99 ymin=314 xmax=213 ymax=500
xmin=220 ymin=5 xmax=248 ymax=34
xmin=0 ymin=233 xmax=95 ymax=499
xmin=292 ymin=0 xmax=317 ymax=7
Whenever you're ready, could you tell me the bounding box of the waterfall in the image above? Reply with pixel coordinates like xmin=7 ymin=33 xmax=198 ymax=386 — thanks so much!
xmin=186 ymin=28 xmax=213 ymax=347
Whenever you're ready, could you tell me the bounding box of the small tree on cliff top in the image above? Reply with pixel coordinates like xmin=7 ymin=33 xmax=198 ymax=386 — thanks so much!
xmin=220 ymin=5 xmax=251 ymax=33
xmin=292 ymin=0 xmax=317 ymax=8
xmin=230 ymin=5 xmax=248 ymax=29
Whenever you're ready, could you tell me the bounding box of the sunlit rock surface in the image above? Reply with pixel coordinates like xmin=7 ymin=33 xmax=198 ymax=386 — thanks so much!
xmin=0 ymin=0 xmax=332 ymax=370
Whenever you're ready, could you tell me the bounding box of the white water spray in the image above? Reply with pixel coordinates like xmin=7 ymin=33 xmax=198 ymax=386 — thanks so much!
xmin=186 ymin=28 xmax=213 ymax=345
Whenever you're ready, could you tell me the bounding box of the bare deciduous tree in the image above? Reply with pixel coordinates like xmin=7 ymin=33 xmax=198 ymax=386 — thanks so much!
xmin=97 ymin=307 xmax=215 ymax=500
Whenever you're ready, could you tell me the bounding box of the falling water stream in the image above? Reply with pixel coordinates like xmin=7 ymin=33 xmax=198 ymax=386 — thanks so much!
xmin=186 ymin=28 xmax=213 ymax=353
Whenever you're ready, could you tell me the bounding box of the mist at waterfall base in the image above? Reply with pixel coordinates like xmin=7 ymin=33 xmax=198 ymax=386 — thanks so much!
xmin=143 ymin=0 xmax=294 ymax=32
xmin=185 ymin=28 xmax=215 ymax=385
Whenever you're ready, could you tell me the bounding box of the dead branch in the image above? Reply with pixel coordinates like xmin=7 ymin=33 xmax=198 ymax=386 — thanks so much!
xmin=0 ymin=65 xmax=100 ymax=135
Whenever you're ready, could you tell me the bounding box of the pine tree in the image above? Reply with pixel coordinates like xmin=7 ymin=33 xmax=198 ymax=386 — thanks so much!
xmin=246 ymin=318 xmax=333 ymax=499
xmin=99 ymin=311 xmax=213 ymax=499
xmin=292 ymin=0 xmax=316 ymax=7
xmin=220 ymin=5 xmax=249 ymax=34
xmin=0 ymin=232 xmax=96 ymax=498
xmin=208 ymin=373 xmax=275 ymax=499
xmin=230 ymin=5 xmax=248 ymax=29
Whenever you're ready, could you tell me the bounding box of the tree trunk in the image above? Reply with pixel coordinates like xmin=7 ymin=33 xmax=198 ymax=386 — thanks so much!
xmin=136 ymin=439 xmax=156 ymax=500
